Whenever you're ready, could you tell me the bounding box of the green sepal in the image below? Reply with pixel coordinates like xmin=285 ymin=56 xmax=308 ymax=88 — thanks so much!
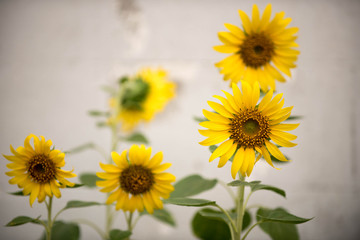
xmin=5 ymin=216 xmax=41 ymax=227
xmin=121 ymin=132 xmax=149 ymax=144
xmin=209 ymin=145 xmax=217 ymax=153
xmin=285 ymin=115 xmax=302 ymax=121
xmin=257 ymin=207 xmax=313 ymax=224
xmin=170 ymin=174 xmax=217 ymax=198
xmin=40 ymin=221 xmax=80 ymax=240
xmin=194 ymin=116 xmax=207 ymax=122
xmin=109 ymin=229 xmax=132 ymax=240
xmin=66 ymin=183 xmax=84 ymax=188
xmin=164 ymin=198 xmax=216 ymax=207
xmin=140 ymin=208 xmax=176 ymax=227
xmin=64 ymin=200 xmax=102 ymax=210
xmin=79 ymin=172 xmax=101 ymax=188
xmin=8 ymin=190 xmax=26 ymax=196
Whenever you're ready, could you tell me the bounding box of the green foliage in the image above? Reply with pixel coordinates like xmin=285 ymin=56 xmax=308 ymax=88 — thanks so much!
xmin=209 ymin=145 xmax=217 ymax=153
xmin=170 ymin=174 xmax=217 ymax=198
xmin=66 ymin=183 xmax=84 ymax=188
xmin=141 ymin=208 xmax=176 ymax=227
xmin=79 ymin=173 xmax=100 ymax=188
xmin=192 ymin=208 xmax=231 ymax=240
xmin=88 ymin=110 xmax=110 ymax=117
xmin=121 ymin=77 xmax=150 ymax=110
xmin=96 ymin=121 xmax=107 ymax=128
xmin=64 ymin=201 xmax=101 ymax=210
xmin=193 ymin=116 xmax=207 ymax=122
xmin=6 ymin=216 xmax=41 ymax=227
xmin=285 ymin=115 xmax=302 ymax=121
xmin=251 ymin=184 xmax=286 ymax=198
xmin=8 ymin=190 xmax=25 ymax=196
xmin=227 ymin=180 xmax=261 ymax=187
xmin=257 ymin=207 xmax=312 ymax=224
xmin=109 ymin=229 xmax=132 ymax=240
xmin=121 ymin=132 xmax=149 ymax=144
xmin=199 ymin=208 xmax=251 ymax=230
xmin=64 ymin=142 xmax=96 ymax=154
xmin=40 ymin=221 xmax=80 ymax=240
xmin=164 ymin=198 xmax=216 ymax=207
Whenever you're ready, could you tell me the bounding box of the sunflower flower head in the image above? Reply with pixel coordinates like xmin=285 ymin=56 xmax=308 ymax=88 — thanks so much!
xmin=96 ymin=145 xmax=176 ymax=214
xmin=214 ymin=4 xmax=299 ymax=92
xmin=4 ymin=134 xmax=76 ymax=206
xmin=109 ymin=68 xmax=176 ymax=131
xmin=199 ymin=82 xmax=299 ymax=179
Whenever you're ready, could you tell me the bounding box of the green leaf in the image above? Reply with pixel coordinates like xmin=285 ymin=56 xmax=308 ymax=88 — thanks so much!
xmin=64 ymin=200 xmax=101 ymax=210
xmin=40 ymin=221 xmax=80 ymax=240
xmin=227 ymin=180 xmax=261 ymax=187
xmin=6 ymin=216 xmax=41 ymax=227
xmin=285 ymin=115 xmax=302 ymax=121
xmin=8 ymin=191 xmax=26 ymax=196
xmin=96 ymin=121 xmax=107 ymax=128
xmin=257 ymin=207 xmax=313 ymax=224
xmin=258 ymin=220 xmax=299 ymax=240
xmin=192 ymin=208 xmax=231 ymax=240
xmin=109 ymin=229 xmax=132 ymax=240
xmin=194 ymin=116 xmax=207 ymax=122
xmin=199 ymin=208 xmax=251 ymax=230
xmin=251 ymin=184 xmax=286 ymax=198
xmin=141 ymin=208 xmax=176 ymax=227
xmin=79 ymin=173 xmax=101 ymax=188
xmin=122 ymin=132 xmax=149 ymax=144
xmin=269 ymin=154 xmax=290 ymax=164
xmin=102 ymin=85 xmax=116 ymax=95
xmin=170 ymin=174 xmax=217 ymax=198
xmin=66 ymin=183 xmax=84 ymax=188
xmin=88 ymin=110 xmax=110 ymax=117
xmin=64 ymin=142 xmax=96 ymax=154
xmin=164 ymin=198 xmax=216 ymax=207
xmin=209 ymin=145 xmax=217 ymax=153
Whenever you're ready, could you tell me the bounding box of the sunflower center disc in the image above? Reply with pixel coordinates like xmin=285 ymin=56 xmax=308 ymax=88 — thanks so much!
xmin=229 ymin=109 xmax=270 ymax=148
xmin=28 ymin=154 xmax=56 ymax=183
xmin=239 ymin=33 xmax=274 ymax=68
xmin=120 ymin=165 xmax=154 ymax=195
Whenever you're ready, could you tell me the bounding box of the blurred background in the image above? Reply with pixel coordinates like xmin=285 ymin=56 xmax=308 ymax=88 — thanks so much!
xmin=1 ymin=0 xmax=359 ymax=239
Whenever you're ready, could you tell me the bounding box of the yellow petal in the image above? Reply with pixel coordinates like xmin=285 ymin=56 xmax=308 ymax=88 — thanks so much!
xmin=238 ymin=9 xmax=252 ymax=34
xmin=199 ymin=132 xmax=231 ymax=146
xmin=146 ymin=151 xmax=163 ymax=169
xmin=152 ymin=163 xmax=172 ymax=173
xmin=199 ymin=121 xmax=230 ymax=131
xmin=218 ymin=143 xmax=237 ymax=168
xmin=106 ymin=189 xmax=121 ymax=204
xmin=224 ymin=23 xmax=245 ymax=39
xmin=209 ymin=140 xmax=234 ymax=162
xmin=270 ymin=133 xmax=297 ymax=147
xmin=259 ymin=4 xmax=272 ymax=31
xmin=271 ymin=123 xmax=299 ymax=131
xmin=203 ymin=109 xmax=231 ymax=123
xmin=142 ymin=192 xmax=154 ymax=214
xmin=112 ymin=150 xmax=129 ymax=169
xmin=100 ymin=162 xmax=121 ymax=173
xmin=155 ymin=173 xmax=176 ymax=182
xmin=218 ymin=32 xmax=242 ymax=45
xmin=213 ymin=45 xmax=239 ymax=53
xmin=231 ymin=147 xmax=245 ymax=179
xmin=251 ymin=4 xmax=260 ymax=32
xmin=265 ymin=141 xmax=288 ymax=162
xmin=213 ymin=95 xmax=238 ymax=114
xmin=29 ymin=184 xmax=40 ymax=206
xmin=208 ymin=101 xmax=234 ymax=118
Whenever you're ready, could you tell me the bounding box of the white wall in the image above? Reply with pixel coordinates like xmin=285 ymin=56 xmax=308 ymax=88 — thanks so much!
xmin=1 ymin=0 xmax=359 ymax=239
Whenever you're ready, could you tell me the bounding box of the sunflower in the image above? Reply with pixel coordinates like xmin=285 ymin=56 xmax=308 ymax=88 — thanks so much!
xmin=110 ymin=68 xmax=176 ymax=131
xmin=214 ymin=4 xmax=299 ymax=91
xmin=96 ymin=145 xmax=175 ymax=214
xmin=199 ymin=82 xmax=299 ymax=178
xmin=4 ymin=134 xmax=76 ymax=206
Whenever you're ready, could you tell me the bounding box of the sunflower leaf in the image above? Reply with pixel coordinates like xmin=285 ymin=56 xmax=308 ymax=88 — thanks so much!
xmin=66 ymin=183 xmax=84 ymax=188
xmin=121 ymin=132 xmax=149 ymax=144
xmin=199 ymin=208 xmax=251 ymax=230
xmin=194 ymin=116 xmax=207 ymax=122
xmin=251 ymin=184 xmax=286 ymax=198
xmin=8 ymin=190 xmax=26 ymax=196
xmin=79 ymin=173 xmax=101 ymax=188
xmin=192 ymin=208 xmax=231 ymax=240
xmin=141 ymin=208 xmax=176 ymax=227
xmin=170 ymin=174 xmax=217 ymax=198
xmin=257 ymin=207 xmax=313 ymax=224
xmin=109 ymin=229 xmax=132 ymax=240
xmin=88 ymin=110 xmax=110 ymax=117
xmin=64 ymin=200 xmax=102 ymax=210
xmin=39 ymin=221 xmax=80 ymax=240
xmin=227 ymin=180 xmax=261 ymax=187
xmin=164 ymin=198 xmax=216 ymax=207
xmin=6 ymin=216 xmax=42 ymax=227
xmin=285 ymin=115 xmax=302 ymax=121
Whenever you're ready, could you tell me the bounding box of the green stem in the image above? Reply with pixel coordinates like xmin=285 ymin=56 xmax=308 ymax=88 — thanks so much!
xmin=105 ymin=124 xmax=119 ymax=234
xmin=74 ymin=218 xmax=108 ymax=240
xmin=235 ymin=173 xmax=245 ymax=240
xmin=243 ymin=191 xmax=252 ymax=212
xmin=215 ymin=204 xmax=237 ymax=233
xmin=218 ymin=180 xmax=237 ymax=204
xmin=124 ymin=212 xmax=134 ymax=240
xmin=46 ymin=197 xmax=53 ymax=240
xmin=241 ymin=220 xmax=264 ymax=240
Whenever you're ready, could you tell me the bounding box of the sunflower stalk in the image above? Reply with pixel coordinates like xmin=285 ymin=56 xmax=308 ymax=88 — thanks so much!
xmin=235 ymin=174 xmax=245 ymax=240
xmin=45 ymin=197 xmax=53 ymax=240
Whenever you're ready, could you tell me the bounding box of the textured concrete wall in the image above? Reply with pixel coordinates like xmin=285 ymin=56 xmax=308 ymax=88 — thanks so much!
xmin=1 ymin=0 xmax=359 ymax=239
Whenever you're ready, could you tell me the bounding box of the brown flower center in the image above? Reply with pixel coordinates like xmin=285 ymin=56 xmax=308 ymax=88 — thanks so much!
xmin=229 ymin=109 xmax=270 ymax=148
xmin=120 ymin=165 xmax=154 ymax=195
xmin=239 ymin=33 xmax=274 ymax=68
xmin=27 ymin=154 xmax=56 ymax=183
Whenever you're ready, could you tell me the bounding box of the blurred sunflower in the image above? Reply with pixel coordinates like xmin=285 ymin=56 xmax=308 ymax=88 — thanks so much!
xmin=4 ymin=134 xmax=76 ymax=206
xmin=214 ymin=4 xmax=299 ymax=91
xmin=96 ymin=145 xmax=175 ymax=214
xmin=110 ymin=68 xmax=175 ymax=131
xmin=199 ymin=82 xmax=299 ymax=178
